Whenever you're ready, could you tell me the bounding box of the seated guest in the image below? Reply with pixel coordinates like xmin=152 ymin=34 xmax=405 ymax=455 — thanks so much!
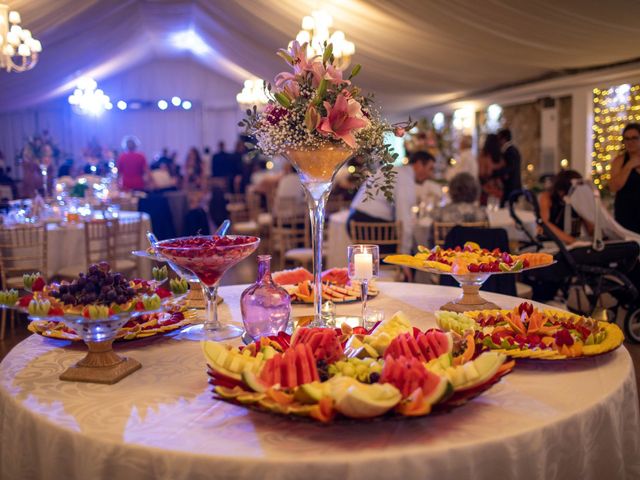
xmin=0 ymin=167 xmax=18 ymax=200
xmin=538 ymin=169 xmax=593 ymax=245
xmin=149 ymin=163 xmax=177 ymax=192
xmin=432 ymin=172 xmax=487 ymax=224
xmin=116 ymin=136 xmax=148 ymax=192
xmin=349 ymin=151 xmax=436 ymax=255
xmin=274 ymin=163 xmax=306 ymax=217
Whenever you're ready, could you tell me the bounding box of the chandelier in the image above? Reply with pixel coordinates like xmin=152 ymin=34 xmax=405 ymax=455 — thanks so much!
xmin=68 ymin=77 xmax=113 ymax=116
xmin=236 ymin=79 xmax=269 ymax=110
xmin=295 ymin=10 xmax=355 ymax=69
xmin=0 ymin=3 xmax=42 ymax=72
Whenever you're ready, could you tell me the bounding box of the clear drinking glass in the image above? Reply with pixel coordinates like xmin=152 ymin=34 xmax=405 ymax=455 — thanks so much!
xmin=156 ymin=235 xmax=260 ymax=341
xmin=347 ymin=244 xmax=380 ymax=320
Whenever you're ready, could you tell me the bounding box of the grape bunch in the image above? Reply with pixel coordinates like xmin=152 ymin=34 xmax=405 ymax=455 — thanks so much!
xmin=327 ymin=358 xmax=384 ymax=383
xmin=50 ymin=262 xmax=135 ymax=306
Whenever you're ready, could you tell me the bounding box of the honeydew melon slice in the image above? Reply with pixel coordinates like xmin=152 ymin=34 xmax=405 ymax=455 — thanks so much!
xmin=364 ymin=311 xmax=413 ymax=355
xmin=203 ymin=341 xmax=265 ymax=381
xmin=434 ymin=311 xmax=478 ymax=335
xmin=331 ymin=378 xmax=402 ymax=419
xmin=444 ymin=352 xmax=506 ymax=391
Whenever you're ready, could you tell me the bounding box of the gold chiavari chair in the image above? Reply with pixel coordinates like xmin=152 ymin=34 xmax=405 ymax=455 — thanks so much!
xmin=349 ymin=221 xmax=403 ymax=281
xmin=57 ymin=218 xmax=117 ymax=280
xmin=0 ymin=224 xmax=47 ymax=339
xmin=114 ymin=214 xmax=142 ymax=276
xmin=272 ymin=198 xmax=312 ymax=269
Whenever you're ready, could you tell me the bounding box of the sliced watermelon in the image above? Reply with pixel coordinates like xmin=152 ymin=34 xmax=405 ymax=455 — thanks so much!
xmin=380 ymin=355 xmax=449 ymax=401
xmin=321 ymin=267 xmax=350 ymax=285
xmin=291 ymin=327 xmax=344 ymax=364
xmin=272 ymin=267 xmax=314 ymax=285
xmin=258 ymin=346 xmax=321 ymax=390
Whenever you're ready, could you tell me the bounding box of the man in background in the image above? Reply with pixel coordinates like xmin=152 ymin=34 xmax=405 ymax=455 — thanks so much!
xmin=349 ymin=150 xmax=437 ymax=256
xmin=495 ymin=128 xmax=522 ymax=206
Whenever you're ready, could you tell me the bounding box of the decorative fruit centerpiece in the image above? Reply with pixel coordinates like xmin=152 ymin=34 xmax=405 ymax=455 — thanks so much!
xmin=204 ymin=311 xmax=514 ymax=422
xmin=436 ymin=302 xmax=624 ymax=360
xmin=272 ymin=267 xmax=379 ymax=304
xmin=384 ymin=243 xmax=555 ymax=313
xmin=0 ymin=263 xmax=193 ymax=341
xmin=385 ymin=242 xmax=554 ymax=274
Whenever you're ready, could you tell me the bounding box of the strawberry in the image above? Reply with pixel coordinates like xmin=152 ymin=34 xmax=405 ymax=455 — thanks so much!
xmin=31 ymin=276 xmax=46 ymax=292
xmin=18 ymin=294 xmax=33 ymax=308
xmin=155 ymin=287 xmax=172 ymax=299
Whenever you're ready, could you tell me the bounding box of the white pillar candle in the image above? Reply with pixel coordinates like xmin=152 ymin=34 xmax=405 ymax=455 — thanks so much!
xmin=354 ymin=252 xmax=373 ymax=279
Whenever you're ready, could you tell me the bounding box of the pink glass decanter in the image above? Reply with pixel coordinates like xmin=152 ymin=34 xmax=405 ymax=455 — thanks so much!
xmin=241 ymin=255 xmax=291 ymax=340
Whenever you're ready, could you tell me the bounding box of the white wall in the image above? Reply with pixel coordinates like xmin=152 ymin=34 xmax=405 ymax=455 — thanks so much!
xmin=0 ymin=58 xmax=245 ymax=172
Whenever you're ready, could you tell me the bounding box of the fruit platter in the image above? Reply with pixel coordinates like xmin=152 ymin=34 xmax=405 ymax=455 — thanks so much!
xmin=436 ymin=302 xmax=624 ymax=360
xmin=384 ymin=242 xmax=555 ymax=312
xmin=0 ymin=263 xmax=196 ymax=341
xmin=203 ymin=311 xmax=515 ymax=422
xmin=272 ymin=267 xmax=379 ymax=304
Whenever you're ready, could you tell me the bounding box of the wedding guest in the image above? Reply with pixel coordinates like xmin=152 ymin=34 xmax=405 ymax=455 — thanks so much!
xmin=446 ymin=135 xmax=477 ymax=180
xmin=432 ymin=173 xmax=487 ymax=224
xmin=184 ymin=147 xmax=204 ymax=190
xmin=349 ymin=151 xmax=436 ymax=255
xmin=538 ymin=169 xmax=592 ymax=245
xmin=211 ymin=141 xmax=229 ymax=178
xmin=154 ymin=148 xmax=174 ymax=173
xmin=0 ymin=167 xmax=18 ymax=200
xmin=478 ymin=133 xmax=503 ymax=205
xmin=39 ymin=144 xmax=56 ymax=195
xmin=20 ymin=144 xmax=43 ymax=198
xmin=149 ymin=163 xmax=177 ymax=192
xmin=116 ymin=136 xmax=147 ymax=192
xmin=274 ymin=163 xmax=306 ymax=216
xmin=610 ymin=123 xmax=640 ymax=233
xmin=493 ymin=129 xmax=522 ymax=206
xmin=202 ymin=146 xmax=212 ymax=177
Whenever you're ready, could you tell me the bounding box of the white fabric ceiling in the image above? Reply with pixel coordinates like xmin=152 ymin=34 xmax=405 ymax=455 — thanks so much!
xmin=0 ymin=0 xmax=639 ymax=116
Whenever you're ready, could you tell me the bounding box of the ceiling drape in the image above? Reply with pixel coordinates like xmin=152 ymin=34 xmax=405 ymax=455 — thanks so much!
xmin=0 ymin=0 xmax=638 ymax=115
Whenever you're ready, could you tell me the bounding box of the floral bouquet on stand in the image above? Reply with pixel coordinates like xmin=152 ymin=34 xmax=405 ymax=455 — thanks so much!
xmin=240 ymin=41 xmax=412 ymax=324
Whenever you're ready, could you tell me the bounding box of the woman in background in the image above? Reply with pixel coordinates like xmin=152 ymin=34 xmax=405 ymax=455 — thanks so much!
xmin=538 ymin=169 xmax=592 ymax=245
xmin=184 ymin=147 xmax=203 ymax=190
xmin=20 ymin=145 xmax=43 ymax=198
xmin=477 ymin=133 xmax=503 ymax=206
xmin=116 ymin=136 xmax=147 ymax=192
xmin=610 ymin=123 xmax=640 ymax=233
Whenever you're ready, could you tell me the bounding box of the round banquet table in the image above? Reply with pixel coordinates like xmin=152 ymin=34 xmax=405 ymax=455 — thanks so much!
xmin=44 ymin=211 xmax=152 ymax=278
xmin=1 ymin=283 xmax=639 ymax=480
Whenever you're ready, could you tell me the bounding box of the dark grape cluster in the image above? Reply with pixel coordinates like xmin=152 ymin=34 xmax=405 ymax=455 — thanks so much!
xmin=50 ymin=262 xmax=135 ymax=306
xmin=316 ymin=359 xmax=330 ymax=382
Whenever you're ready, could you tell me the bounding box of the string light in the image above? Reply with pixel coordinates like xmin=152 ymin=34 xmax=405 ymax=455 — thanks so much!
xmin=591 ymin=82 xmax=638 ymax=191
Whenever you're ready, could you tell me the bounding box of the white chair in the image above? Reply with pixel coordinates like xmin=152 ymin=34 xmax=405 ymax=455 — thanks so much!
xmin=57 ymin=219 xmax=117 ymax=279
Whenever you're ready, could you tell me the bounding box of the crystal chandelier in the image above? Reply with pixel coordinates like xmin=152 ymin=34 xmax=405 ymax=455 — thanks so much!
xmin=0 ymin=3 xmax=42 ymax=72
xmin=236 ymin=79 xmax=269 ymax=110
xmin=295 ymin=10 xmax=355 ymax=69
xmin=68 ymin=77 xmax=113 ymax=116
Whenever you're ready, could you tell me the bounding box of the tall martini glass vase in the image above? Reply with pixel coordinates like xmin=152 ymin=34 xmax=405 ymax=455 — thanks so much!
xmin=284 ymin=147 xmax=352 ymax=325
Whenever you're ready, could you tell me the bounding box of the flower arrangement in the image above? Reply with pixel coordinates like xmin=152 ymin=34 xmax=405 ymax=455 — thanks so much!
xmin=240 ymin=41 xmax=412 ymax=200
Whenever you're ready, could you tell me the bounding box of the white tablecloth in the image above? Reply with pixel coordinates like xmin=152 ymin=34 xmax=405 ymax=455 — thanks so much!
xmin=45 ymin=211 xmax=152 ymax=278
xmin=1 ymin=283 xmax=638 ymax=480
xmin=487 ymin=208 xmax=537 ymax=243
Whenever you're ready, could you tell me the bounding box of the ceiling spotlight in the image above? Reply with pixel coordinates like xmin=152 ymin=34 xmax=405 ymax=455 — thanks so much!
xmin=171 ymin=96 xmax=181 ymax=106
xmin=117 ymin=100 xmax=127 ymax=110
xmin=182 ymin=100 xmax=192 ymax=110
xmin=157 ymin=99 xmax=168 ymax=110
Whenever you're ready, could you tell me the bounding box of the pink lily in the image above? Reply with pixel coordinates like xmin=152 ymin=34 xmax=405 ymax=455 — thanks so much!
xmin=275 ymin=72 xmax=300 ymax=101
xmin=317 ymin=94 xmax=368 ymax=148
xmin=310 ymin=62 xmax=350 ymax=88
xmin=279 ymin=41 xmax=316 ymax=75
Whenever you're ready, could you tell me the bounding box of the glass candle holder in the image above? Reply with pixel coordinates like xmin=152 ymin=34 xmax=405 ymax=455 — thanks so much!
xmin=347 ymin=244 xmax=380 ymax=320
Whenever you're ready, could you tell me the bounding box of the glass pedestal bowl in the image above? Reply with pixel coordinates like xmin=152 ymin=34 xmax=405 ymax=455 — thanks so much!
xmin=156 ymin=235 xmax=260 ymax=341
xmin=41 ymin=313 xmax=142 ymax=384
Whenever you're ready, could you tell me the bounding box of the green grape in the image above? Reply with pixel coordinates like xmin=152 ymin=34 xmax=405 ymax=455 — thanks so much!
xmin=326 ymin=358 xmax=384 ymax=383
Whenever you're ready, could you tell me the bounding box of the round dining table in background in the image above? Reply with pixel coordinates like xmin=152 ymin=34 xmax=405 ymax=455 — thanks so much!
xmin=0 ymin=283 xmax=638 ymax=480
xmin=44 ymin=211 xmax=152 ymax=278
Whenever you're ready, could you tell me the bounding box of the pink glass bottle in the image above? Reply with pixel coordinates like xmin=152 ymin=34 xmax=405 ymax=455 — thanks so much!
xmin=241 ymin=255 xmax=291 ymax=339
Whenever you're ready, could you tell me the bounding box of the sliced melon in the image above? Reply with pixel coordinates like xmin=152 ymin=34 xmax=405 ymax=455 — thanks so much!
xmin=421 ymin=374 xmax=453 ymax=405
xmin=332 ymin=379 xmax=402 ymax=419
xmin=363 ymin=311 xmax=413 ymax=355
xmin=444 ymin=352 xmax=506 ymax=391
xmin=203 ymin=341 xmax=265 ymax=381
xmin=435 ymin=311 xmax=479 ymax=335
xmin=294 ymin=381 xmax=329 ymax=404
